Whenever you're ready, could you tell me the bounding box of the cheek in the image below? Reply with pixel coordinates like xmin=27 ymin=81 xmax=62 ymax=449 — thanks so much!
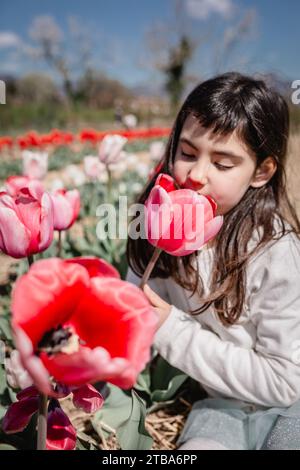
xmin=173 ymin=160 xmax=189 ymax=185
xmin=215 ymin=177 xmax=249 ymax=205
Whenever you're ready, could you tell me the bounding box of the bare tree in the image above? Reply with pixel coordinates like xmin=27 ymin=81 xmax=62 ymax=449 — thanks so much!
xmin=27 ymin=15 xmax=98 ymax=103
xmin=213 ymin=9 xmax=257 ymax=73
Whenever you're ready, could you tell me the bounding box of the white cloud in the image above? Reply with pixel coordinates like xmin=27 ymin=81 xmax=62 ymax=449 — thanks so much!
xmin=0 ymin=31 xmax=21 ymax=48
xmin=185 ymin=0 xmax=234 ymax=20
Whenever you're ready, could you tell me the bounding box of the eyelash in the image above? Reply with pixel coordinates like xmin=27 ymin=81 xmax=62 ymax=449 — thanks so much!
xmin=181 ymin=152 xmax=233 ymax=171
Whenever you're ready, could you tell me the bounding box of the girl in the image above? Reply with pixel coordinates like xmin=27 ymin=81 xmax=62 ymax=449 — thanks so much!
xmin=126 ymin=72 xmax=300 ymax=450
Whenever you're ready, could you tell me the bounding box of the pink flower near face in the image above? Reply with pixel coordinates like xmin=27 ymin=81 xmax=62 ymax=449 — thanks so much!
xmin=98 ymin=134 xmax=127 ymax=166
xmin=51 ymin=189 xmax=80 ymax=231
xmin=22 ymin=150 xmax=48 ymax=180
xmin=0 ymin=186 xmax=54 ymax=258
xmin=12 ymin=257 xmax=157 ymax=396
xmin=145 ymin=173 xmax=223 ymax=256
xmin=5 ymin=176 xmax=44 ymax=198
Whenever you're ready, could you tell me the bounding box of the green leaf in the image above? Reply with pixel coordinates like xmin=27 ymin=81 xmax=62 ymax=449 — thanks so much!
xmin=151 ymin=356 xmax=188 ymax=402
xmin=0 ymin=443 xmax=17 ymax=450
xmin=117 ymin=390 xmax=153 ymax=450
xmin=134 ymin=365 xmax=151 ymax=395
xmin=0 ymin=366 xmax=7 ymax=395
xmin=92 ymin=385 xmax=132 ymax=440
xmin=0 ymin=317 xmax=12 ymax=341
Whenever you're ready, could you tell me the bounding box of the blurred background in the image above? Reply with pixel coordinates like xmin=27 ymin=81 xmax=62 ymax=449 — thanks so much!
xmin=1 ymin=0 xmax=300 ymax=132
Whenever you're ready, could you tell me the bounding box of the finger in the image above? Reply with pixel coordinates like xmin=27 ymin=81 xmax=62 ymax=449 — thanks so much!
xmin=143 ymin=284 xmax=168 ymax=308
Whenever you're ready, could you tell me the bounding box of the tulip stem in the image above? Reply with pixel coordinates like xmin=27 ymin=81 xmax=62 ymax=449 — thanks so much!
xmin=27 ymin=255 xmax=34 ymax=267
xmin=107 ymin=166 xmax=113 ymax=203
xmin=57 ymin=231 xmax=62 ymax=257
xmin=139 ymin=247 xmax=162 ymax=290
xmin=37 ymin=393 xmax=48 ymax=450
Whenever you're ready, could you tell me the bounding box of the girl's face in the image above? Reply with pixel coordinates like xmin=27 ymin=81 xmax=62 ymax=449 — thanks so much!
xmin=173 ymin=115 xmax=258 ymax=216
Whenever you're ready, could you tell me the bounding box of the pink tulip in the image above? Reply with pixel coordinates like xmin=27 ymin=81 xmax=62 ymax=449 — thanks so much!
xmin=51 ymin=189 xmax=80 ymax=231
xmin=83 ymin=155 xmax=105 ymax=181
xmin=5 ymin=176 xmax=44 ymax=198
xmin=145 ymin=174 xmax=223 ymax=256
xmin=12 ymin=257 xmax=157 ymax=396
xmin=0 ymin=186 xmax=54 ymax=258
xmin=22 ymin=150 xmax=48 ymax=180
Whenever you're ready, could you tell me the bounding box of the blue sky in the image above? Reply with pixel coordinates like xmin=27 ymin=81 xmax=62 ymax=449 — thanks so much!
xmin=0 ymin=0 xmax=299 ymax=89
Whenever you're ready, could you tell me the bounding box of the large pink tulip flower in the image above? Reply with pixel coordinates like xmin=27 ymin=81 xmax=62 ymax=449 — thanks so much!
xmin=51 ymin=189 xmax=80 ymax=231
xmin=0 ymin=186 xmax=54 ymax=258
xmin=12 ymin=257 xmax=158 ymax=396
xmin=145 ymin=173 xmax=223 ymax=256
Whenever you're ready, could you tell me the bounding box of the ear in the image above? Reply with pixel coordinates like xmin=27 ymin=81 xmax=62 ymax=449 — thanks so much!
xmin=250 ymin=156 xmax=277 ymax=188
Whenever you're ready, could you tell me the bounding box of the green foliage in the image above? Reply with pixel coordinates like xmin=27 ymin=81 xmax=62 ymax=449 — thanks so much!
xmin=92 ymin=355 xmax=188 ymax=450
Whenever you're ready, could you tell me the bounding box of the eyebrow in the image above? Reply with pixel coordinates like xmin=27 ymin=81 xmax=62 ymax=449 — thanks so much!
xmin=179 ymin=137 xmax=244 ymax=161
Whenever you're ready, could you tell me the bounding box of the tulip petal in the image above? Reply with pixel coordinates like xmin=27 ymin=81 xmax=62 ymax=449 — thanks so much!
xmin=0 ymin=206 xmax=31 ymax=258
xmin=70 ymin=277 xmax=157 ymax=360
xmin=65 ymin=190 xmax=80 ymax=226
xmin=38 ymin=192 xmax=54 ymax=251
xmin=15 ymin=188 xmax=41 ymax=253
xmin=145 ymin=186 xmax=173 ymax=244
xmin=16 ymin=385 xmax=39 ymax=401
xmin=40 ymin=346 xmax=138 ymax=389
xmin=47 ymin=406 xmax=77 ymax=450
xmin=203 ymin=215 xmax=224 ymax=245
xmin=51 ymin=192 xmax=74 ymax=230
xmin=72 ymin=384 xmax=104 ymax=413
xmin=155 ymin=173 xmax=177 ymax=192
xmin=68 ymin=257 xmax=120 ymax=279
xmin=13 ymin=327 xmax=57 ymax=396
xmin=2 ymin=397 xmax=39 ymax=434
xmin=12 ymin=259 xmax=90 ymax=347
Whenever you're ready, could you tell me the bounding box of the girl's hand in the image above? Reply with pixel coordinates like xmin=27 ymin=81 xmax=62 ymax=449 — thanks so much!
xmin=143 ymin=284 xmax=172 ymax=330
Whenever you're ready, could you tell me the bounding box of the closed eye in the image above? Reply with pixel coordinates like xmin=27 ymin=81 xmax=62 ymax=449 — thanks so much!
xmin=215 ymin=163 xmax=234 ymax=171
xmin=181 ymin=151 xmax=196 ymax=159
xmin=181 ymin=152 xmax=233 ymax=171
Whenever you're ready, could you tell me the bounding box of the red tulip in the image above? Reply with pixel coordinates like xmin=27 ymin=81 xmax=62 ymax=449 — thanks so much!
xmin=2 ymin=383 xmax=103 ymax=443
xmin=51 ymin=189 xmax=80 ymax=231
xmin=145 ymin=174 xmax=223 ymax=256
xmin=0 ymin=186 xmax=54 ymax=258
xmin=12 ymin=257 xmax=157 ymax=395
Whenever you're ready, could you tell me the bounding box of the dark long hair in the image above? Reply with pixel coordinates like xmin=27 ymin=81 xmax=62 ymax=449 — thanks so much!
xmin=127 ymin=72 xmax=300 ymax=325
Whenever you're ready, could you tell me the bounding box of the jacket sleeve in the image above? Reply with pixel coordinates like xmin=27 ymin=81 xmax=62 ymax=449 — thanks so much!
xmin=153 ymin=237 xmax=300 ymax=407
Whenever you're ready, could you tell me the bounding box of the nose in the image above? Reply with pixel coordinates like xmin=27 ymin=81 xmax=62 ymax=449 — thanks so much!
xmin=188 ymin=160 xmax=209 ymax=188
